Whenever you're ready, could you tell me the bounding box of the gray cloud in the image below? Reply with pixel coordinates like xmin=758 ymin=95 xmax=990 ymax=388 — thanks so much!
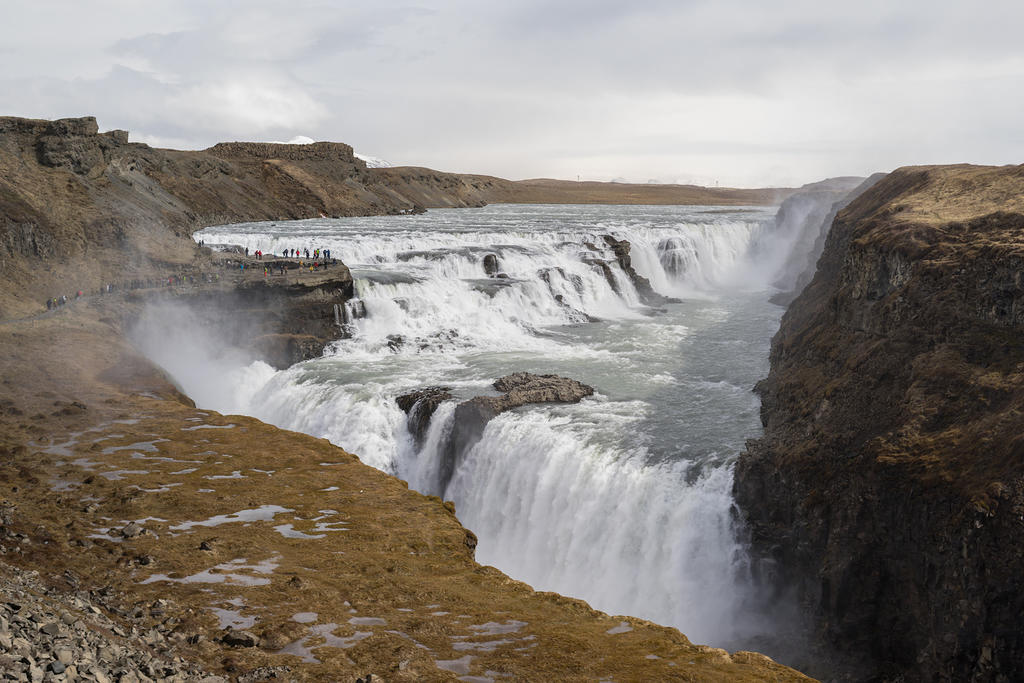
xmin=0 ymin=0 xmax=1021 ymax=186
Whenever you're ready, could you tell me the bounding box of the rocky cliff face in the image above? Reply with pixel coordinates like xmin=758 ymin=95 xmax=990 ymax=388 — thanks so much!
xmin=167 ymin=266 xmax=356 ymax=369
xmin=368 ymin=166 xmax=502 ymax=208
xmin=0 ymin=116 xmax=499 ymax=318
xmin=734 ymin=164 xmax=1024 ymax=681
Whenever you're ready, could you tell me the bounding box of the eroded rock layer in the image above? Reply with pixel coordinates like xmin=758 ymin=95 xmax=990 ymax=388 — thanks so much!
xmin=734 ymin=164 xmax=1024 ymax=681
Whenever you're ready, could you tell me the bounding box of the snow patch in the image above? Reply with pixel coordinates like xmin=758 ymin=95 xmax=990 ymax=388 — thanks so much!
xmin=355 ymin=152 xmax=393 ymax=168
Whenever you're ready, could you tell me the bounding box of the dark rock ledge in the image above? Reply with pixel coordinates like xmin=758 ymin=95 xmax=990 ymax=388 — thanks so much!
xmin=397 ymin=372 xmax=595 ymax=493
xmin=586 ymin=235 xmax=681 ymax=307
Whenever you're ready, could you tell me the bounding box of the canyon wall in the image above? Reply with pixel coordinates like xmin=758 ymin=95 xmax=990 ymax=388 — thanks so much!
xmin=767 ymin=175 xmax=884 ymax=306
xmin=735 ymin=164 xmax=1024 ymax=680
xmin=0 ymin=116 xmax=491 ymax=318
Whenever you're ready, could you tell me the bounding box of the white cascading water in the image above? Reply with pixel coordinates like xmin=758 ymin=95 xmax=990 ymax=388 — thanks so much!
xmin=138 ymin=203 xmax=805 ymax=650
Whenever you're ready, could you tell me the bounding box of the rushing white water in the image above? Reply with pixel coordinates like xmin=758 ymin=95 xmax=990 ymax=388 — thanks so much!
xmin=144 ymin=203 xmax=799 ymax=649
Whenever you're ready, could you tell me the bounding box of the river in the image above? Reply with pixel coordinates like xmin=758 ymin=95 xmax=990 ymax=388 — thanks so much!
xmin=160 ymin=203 xmax=800 ymax=651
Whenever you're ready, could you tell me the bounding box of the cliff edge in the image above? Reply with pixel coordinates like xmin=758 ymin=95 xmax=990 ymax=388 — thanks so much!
xmin=735 ymin=164 xmax=1024 ymax=680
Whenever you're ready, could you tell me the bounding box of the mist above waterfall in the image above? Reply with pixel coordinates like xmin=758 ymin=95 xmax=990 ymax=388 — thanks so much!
xmin=130 ymin=202 xmax=827 ymax=657
xmin=130 ymin=301 xmax=278 ymax=416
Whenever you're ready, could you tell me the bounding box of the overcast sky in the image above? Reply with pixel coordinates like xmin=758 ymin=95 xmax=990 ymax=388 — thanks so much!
xmin=1 ymin=0 xmax=1022 ymax=187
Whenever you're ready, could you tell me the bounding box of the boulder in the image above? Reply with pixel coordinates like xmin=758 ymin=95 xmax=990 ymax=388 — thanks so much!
xmin=395 ymin=387 xmax=454 ymax=445
xmin=119 ymin=522 xmax=143 ymax=538
xmin=483 ymin=253 xmax=500 ymax=276
xmin=440 ymin=373 xmax=594 ymax=492
xmin=222 ymin=628 xmax=259 ymax=648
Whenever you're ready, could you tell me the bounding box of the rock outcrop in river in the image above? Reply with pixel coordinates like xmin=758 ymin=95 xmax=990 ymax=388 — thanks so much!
xmin=395 ymin=386 xmax=455 ymax=446
xmin=734 ymin=164 xmax=1024 ymax=681
xmin=398 ymin=373 xmax=595 ymax=492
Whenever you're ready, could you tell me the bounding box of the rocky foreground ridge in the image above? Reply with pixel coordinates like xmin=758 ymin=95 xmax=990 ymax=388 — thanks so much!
xmin=734 ymin=164 xmax=1024 ymax=681
xmin=0 ymin=116 xmax=809 ymax=680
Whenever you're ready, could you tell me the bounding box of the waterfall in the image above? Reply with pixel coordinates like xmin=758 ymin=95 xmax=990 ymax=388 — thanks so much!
xmin=162 ymin=204 xmax=792 ymax=649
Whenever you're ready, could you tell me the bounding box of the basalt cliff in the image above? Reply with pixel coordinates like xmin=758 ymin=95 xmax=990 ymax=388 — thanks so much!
xmin=735 ymin=164 xmax=1024 ymax=681
xmin=0 ymin=116 xmax=809 ymax=681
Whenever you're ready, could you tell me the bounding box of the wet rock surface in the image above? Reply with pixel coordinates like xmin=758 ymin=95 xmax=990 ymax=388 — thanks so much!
xmin=440 ymin=373 xmax=595 ymax=491
xmin=599 ymin=235 xmax=680 ymax=306
xmin=395 ymin=387 xmax=454 ymax=445
xmin=397 ymin=373 xmax=597 ymax=493
xmin=734 ymin=164 xmax=1024 ymax=681
xmin=482 ymin=253 xmax=500 ymax=276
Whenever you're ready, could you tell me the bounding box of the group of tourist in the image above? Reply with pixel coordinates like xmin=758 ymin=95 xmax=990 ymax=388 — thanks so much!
xmin=282 ymin=247 xmax=331 ymax=260
xmin=238 ymin=245 xmax=331 ymax=262
xmin=45 ymin=294 xmax=74 ymax=310
xmin=241 ymin=246 xmax=332 ymax=260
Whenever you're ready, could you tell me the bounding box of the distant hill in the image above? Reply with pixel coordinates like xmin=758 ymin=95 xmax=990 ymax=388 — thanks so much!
xmin=450 ymin=175 xmax=796 ymax=206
